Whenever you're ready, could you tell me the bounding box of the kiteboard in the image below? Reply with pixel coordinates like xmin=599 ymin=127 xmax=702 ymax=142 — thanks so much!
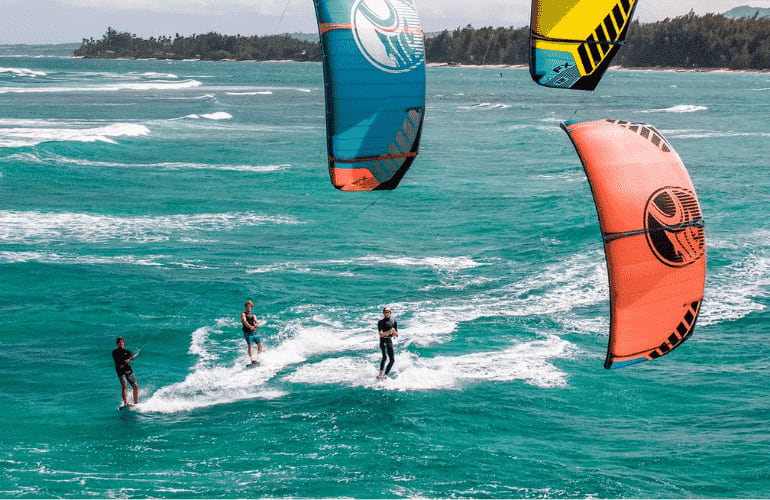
xmin=117 ymin=404 xmax=136 ymax=411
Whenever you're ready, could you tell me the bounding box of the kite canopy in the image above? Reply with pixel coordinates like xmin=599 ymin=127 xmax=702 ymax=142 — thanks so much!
xmin=314 ymin=0 xmax=426 ymax=191
xmin=562 ymin=119 xmax=706 ymax=369
xmin=530 ymin=0 xmax=638 ymax=90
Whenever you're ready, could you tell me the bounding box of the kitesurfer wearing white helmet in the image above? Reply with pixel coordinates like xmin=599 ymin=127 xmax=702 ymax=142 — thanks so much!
xmin=241 ymin=300 xmax=262 ymax=365
xmin=377 ymin=307 xmax=399 ymax=379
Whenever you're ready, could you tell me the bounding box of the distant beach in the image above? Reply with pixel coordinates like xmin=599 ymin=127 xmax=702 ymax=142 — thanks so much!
xmin=426 ymin=62 xmax=769 ymax=73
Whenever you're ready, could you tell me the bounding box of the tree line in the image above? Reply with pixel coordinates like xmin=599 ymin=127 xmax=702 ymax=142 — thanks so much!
xmin=75 ymin=12 xmax=770 ymax=70
xmin=74 ymin=27 xmax=320 ymax=61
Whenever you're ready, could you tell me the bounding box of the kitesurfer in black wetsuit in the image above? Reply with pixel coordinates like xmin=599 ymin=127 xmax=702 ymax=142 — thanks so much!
xmin=112 ymin=337 xmax=139 ymax=407
xmin=241 ymin=300 xmax=262 ymax=365
xmin=377 ymin=307 xmax=399 ymax=379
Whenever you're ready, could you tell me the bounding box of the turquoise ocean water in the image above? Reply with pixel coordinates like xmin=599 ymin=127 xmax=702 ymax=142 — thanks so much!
xmin=1 ymin=47 xmax=768 ymax=497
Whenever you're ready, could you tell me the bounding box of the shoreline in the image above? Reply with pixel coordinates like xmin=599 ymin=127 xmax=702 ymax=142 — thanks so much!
xmin=7 ymin=53 xmax=769 ymax=73
xmin=427 ymin=62 xmax=769 ymax=73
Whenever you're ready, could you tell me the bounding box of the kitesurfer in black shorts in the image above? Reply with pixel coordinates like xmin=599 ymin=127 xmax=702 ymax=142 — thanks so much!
xmin=377 ymin=307 xmax=399 ymax=379
xmin=112 ymin=337 xmax=139 ymax=407
xmin=241 ymin=300 xmax=262 ymax=365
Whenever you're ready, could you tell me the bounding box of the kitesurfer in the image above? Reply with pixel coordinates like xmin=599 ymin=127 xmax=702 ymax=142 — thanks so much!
xmin=241 ymin=300 xmax=262 ymax=365
xmin=112 ymin=337 xmax=139 ymax=407
xmin=377 ymin=307 xmax=399 ymax=379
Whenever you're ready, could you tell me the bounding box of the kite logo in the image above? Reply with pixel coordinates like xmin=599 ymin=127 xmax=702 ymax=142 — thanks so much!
xmin=644 ymin=187 xmax=705 ymax=267
xmin=351 ymin=0 xmax=424 ymax=73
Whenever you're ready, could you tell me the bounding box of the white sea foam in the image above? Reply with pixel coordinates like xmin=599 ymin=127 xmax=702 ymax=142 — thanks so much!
xmin=0 ymin=251 xmax=163 ymax=267
xmin=0 ymin=251 xmax=213 ymax=268
xmin=139 ymin=317 xmax=369 ymax=413
xmin=0 ymin=210 xmax=300 ymax=244
xmin=0 ymin=152 xmax=289 ymax=173
xmin=457 ymin=102 xmax=511 ymax=111
xmin=287 ymin=251 xmax=607 ymax=349
xmin=701 ymin=255 xmax=769 ymax=326
xmin=140 ymin=72 xmax=178 ymax=79
xmin=418 ymin=253 xmax=605 ymax=345
xmin=0 ymin=118 xmax=87 ymax=127
xmin=639 ymin=104 xmax=708 ymax=113
xmin=138 ymin=366 xmax=288 ymax=413
xmin=248 ymin=255 xmax=487 ymax=277
xmin=0 ymin=79 xmax=202 ymax=94
xmin=225 ymin=91 xmax=273 ymax=95
xmin=0 ymin=123 xmax=149 ymax=147
xmin=183 ymin=112 xmax=232 ymax=120
xmin=663 ymin=130 xmax=770 ymax=139
xmin=140 ymin=251 xmax=612 ymax=410
xmin=558 ymin=316 xmax=609 ymax=337
xmin=353 ymin=255 xmax=487 ymax=272
xmin=0 ymin=67 xmax=47 ymax=77
xmin=247 ymin=262 xmax=355 ymax=277
xmin=699 ymin=230 xmax=770 ymax=326
xmin=162 ymin=94 xmax=217 ymax=101
xmin=420 ymin=276 xmax=498 ymax=292
xmin=533 ymin=171 xmax=583 ymax=183
xmin=284 ymin=336 xmax=574 ymax=391
xmin=507 ymin=124 xmax=561 ymax=133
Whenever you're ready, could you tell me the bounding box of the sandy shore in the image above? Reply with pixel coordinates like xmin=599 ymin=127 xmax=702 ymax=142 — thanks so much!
xmin=426 ymin=62 xmax=768 ymax=73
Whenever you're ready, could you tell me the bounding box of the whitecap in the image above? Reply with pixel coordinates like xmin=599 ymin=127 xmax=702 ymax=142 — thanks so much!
xmin=141 ymin=72 xmax=178 ymax=79
xmin=0 ymin=210 xmax=300 ymax=244
xmin=0 ymin=152 xmax=289 ymax=172
xmin=350 ymin=255 xmax=487 ymax=272
xmin=183 ymin=112 xmax=232 ymax=120
xmin=226 ymin=91 xmax=273 ymax=95
xmin=0 ymin=79 xmax=202 ymax=94
xmin=701 ymin=255 xmax=768 ymax=326
xmin=639 ymin=104 xmax=708 ymax=113
xmin=162 ymin=94 xmax=217 ymax=101
xmin=0 ymin=67 xmax=47 ymax=77
xmin=533 ymin=171 xmax=582 ymax=182
xmin=0 ymin=250 xmax=214 ymax=269
xmin=699 ymin=231 xmax=770 ymax=326
xmin=0 ymin=123 xmax=149 ymax=148
xmin=420 ymin=276 xmax=498 ymax=292
xmin=248 ymin=255 xmax=488 ymax=276
xmin=507 ymin=124 xmax=560 ymax=133
xmin=246 ymin=262 xmax=355 ymax=277
xmin=662 ymin=129 xmax=770 ymax=139
xmin=457 ymin=102 xmax=511 ymax=111
xmin=0 ymin=251 xmax=166 ymax=267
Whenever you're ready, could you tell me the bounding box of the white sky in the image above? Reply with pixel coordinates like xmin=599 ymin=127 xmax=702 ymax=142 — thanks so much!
xmin=2 ymin=0 xmax=770 ymax=44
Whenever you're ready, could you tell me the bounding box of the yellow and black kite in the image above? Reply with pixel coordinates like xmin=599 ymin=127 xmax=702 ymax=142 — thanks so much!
xmin=530 ymin=0 xmax=638 ymax=90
